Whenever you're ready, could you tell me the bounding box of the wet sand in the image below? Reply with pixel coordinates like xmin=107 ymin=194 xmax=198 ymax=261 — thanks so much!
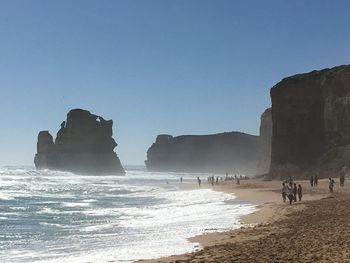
xmin=138 ymin=178 xmax=350 ymax=263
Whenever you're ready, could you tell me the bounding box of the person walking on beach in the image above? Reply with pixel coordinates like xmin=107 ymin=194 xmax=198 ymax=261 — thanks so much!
xmin=287 ymin=176 xmax=293 ymax=188
xmin=340 ymin=167 xmax=346 ymax=187
xmin=293 ymin=183 xmax=297 ymax=202
xmin=211 ymin=175 xmax=214 ymax=186
xmin=340 ymin=173 xmax=345 ymax=187
xmin=236 ymin=177 xmax=240 ymax=185
xmin=310 ymin=175 xmax=314 ymax=187
xmin=297 ymin=184 xmax=303 ymax=201
xmin=281 ymin=182 xmax=287 ymax=202
xmin=314 ymin=174 xmax=318 ymax=187
xmin=197 ymin=177 xmax=201 ymax=187
xmin=329 ymin=177 xmax=335 ymax=192
xmin=287 ymin=185 xmax=294 ymax=205
xmin=180 ymin=177 xmax=183 ymax=183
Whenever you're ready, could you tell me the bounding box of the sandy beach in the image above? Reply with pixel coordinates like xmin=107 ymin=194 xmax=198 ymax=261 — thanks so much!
xmin=138 ymin=178 xmax=350 ymax=262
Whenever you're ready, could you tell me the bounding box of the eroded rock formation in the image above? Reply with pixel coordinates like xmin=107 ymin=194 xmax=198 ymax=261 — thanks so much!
xmin=256 ymin=108 xmax=272 ymax=175
xmin=145 ymin=132 xmax=260 ymax=175
xmin=34 ymin=109 xmax=125 ymax=175
xmin=269 ymin=65 xmax=350 ymax=179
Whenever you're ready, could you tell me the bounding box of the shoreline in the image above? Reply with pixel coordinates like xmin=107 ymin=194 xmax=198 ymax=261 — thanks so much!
xmin=137 ymin=178 xmax=331 ymax=263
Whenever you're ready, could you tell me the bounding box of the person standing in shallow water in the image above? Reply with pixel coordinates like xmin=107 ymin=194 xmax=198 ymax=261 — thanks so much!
xmin=281 ymin=182 xmax=287 ymax=202
xmin=297 ymin=184 xmax=303 ymax=201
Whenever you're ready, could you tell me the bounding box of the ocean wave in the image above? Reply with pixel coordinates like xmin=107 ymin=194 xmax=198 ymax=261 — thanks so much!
xmin=0 ymin=166 xmax=256 ymax=263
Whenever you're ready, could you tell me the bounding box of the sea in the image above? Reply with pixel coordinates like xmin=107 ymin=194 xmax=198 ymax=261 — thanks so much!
xmin=0 ymin=166 xmax=256 ymax=263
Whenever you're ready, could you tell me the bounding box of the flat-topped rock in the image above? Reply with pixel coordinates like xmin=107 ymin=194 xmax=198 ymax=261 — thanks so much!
xmin=145 ymin=132 xmax=260 ymax=175
xmin=34 ymin=109 xmax=125 ymax=175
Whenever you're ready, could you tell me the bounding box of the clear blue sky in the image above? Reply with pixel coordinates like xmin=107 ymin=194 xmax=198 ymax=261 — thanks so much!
xmin=0 ymin=0 xmax=349 ymax=166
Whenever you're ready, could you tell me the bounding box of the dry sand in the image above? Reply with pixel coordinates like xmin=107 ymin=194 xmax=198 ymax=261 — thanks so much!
xmin=138 ymin=178 xmax=350 ymax=263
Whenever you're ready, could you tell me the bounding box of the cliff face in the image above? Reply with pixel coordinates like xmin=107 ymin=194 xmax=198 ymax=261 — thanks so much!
xmin=145 ymin=132 xmax=260 ymax=175
xmin=34 ymin=109 xmax=125 ymax=175
xmin=269 ymin=65 xmax=350 ymax=179
xmin=256 ymin=108 xmax=272 ymax=175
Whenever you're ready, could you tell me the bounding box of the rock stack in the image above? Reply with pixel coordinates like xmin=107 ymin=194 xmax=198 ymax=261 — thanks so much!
xmin=34 ymin=109 xmax=125 ymax=175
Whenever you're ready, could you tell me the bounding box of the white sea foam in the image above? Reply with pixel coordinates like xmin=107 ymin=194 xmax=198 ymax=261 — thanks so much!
xmin=0 ymin=166 xmax=256 ymax=263
xmin=0 ymin=193 xmax=15 ymax=200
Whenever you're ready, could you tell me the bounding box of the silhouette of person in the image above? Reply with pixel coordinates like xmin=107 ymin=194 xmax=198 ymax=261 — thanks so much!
xmin=293 ymin=183 xmax=297 ymax=202
xmin=287 ymin=186 xmax=294 ymax=205
xmin=281 ymin=182 xmax=287 ymax=202
xmin=297 ymin=184 xmax=303 ymax=201
xmin=329 ymin=177 xmax=335 ymax=192
xmin=310 ymin=176 xmax=314 ymax=187
xmin=197 ymin=177 xmax=201 ymax=187
xmin=314 ymin=174 xmax=318 ymax=187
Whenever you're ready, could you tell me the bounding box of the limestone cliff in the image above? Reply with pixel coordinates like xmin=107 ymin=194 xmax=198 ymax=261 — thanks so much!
xmin=256 ymin=108 xmax=272 ymax=175
xmin=145 ymin=132 xmax=260 ymax=175
xmin=269 ymin=65 xmax=350 ymax=179
xmin=34 ymin=109 xmax=125 ymax=175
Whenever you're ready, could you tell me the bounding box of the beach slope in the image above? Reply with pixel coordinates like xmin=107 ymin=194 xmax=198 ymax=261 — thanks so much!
xmin=139 ymin=179 xmax=349 ymax=262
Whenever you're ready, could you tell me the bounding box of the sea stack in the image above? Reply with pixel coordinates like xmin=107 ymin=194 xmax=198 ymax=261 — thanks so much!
xmin=34 ymin=109 xmax=125 ymax=175
xmin=269 ymin=65 xmax=350 ymax=179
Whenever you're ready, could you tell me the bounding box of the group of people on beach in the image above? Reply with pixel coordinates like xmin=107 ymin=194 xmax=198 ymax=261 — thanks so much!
xmin=309 ymin=175 xmax=319 ymax=187
xmin=180 ymin=172 xmax=245 ymax=187
xmin=281 ymin=180 xmax=303 ymax=205
xmin=206 ymin=172 xmax=246 ymax=186
xmin=312 ymin=173 xmax=346 ymax=193
xmin=282 ymin=167 xmax=349 ymax=204
xmin=207 ymin=175 xmax=221 ymax=186
xmin=180 ymin=172 xmax=247 ymax=187
xmin=310 ymin=173 xmax=337 ymax=192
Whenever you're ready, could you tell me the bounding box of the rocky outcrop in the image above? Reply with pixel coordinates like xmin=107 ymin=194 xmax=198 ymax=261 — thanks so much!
xmin=145 ymin=132 xmax=260 ymax=175
xmin=256 ymin=108 xmax=272 ymax=175
xmin=34 ymin=109 xmax=125 ymax=175
xmin=269 ymin=65 xmax=350 ymax=179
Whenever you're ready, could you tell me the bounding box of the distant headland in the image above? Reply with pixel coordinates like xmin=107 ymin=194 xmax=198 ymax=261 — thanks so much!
xmin=145 ymin=108 xmax=272 ymax=176
xmin=34 ymin=109 xmax=125 ymax=175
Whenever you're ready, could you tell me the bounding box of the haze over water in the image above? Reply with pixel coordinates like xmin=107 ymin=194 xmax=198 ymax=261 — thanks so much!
xmin=0 ymin=166 xmax=255 ymax=263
